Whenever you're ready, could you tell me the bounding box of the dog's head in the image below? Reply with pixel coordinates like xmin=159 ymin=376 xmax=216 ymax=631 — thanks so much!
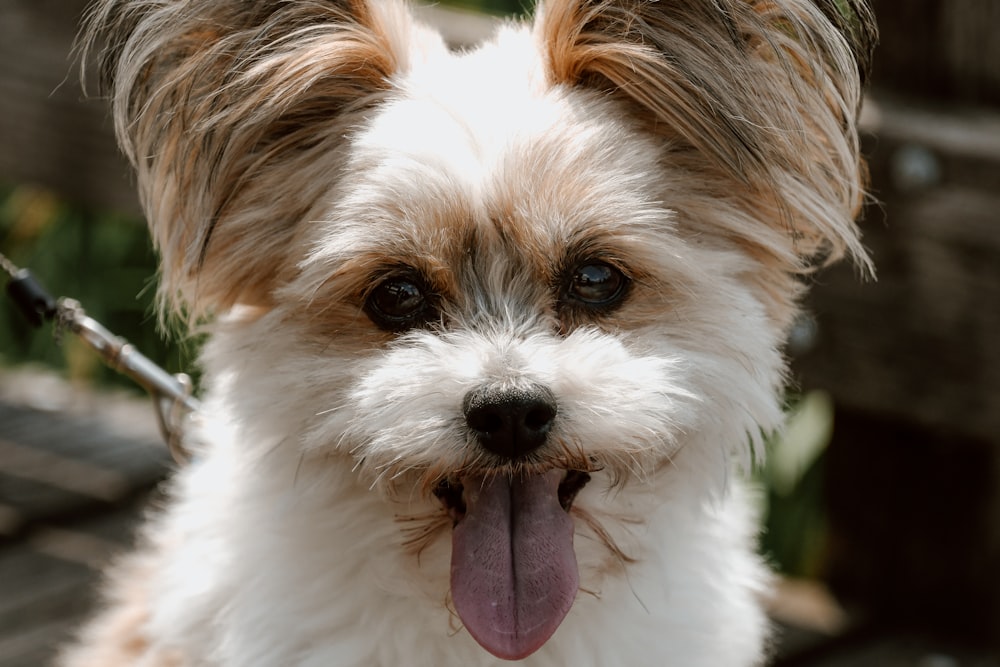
xmin=87 ymin=0 xmax=874 ymax=659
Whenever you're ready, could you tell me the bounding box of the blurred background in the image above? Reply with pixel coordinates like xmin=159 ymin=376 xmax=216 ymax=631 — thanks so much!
xmin=1 ymin=0 xmax=998 ymax=665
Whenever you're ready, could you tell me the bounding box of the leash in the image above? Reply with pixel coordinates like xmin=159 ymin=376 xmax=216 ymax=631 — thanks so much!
xmin=1 ymin=250 xmax=198 ymax=464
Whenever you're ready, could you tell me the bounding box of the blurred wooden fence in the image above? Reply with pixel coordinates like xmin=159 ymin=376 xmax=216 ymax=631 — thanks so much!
xmin=0 ymin=0 xmax=138 ymax=215
xmin=794 ymin=0 xmax=1000 ymax=646
xmin=1 ymin=0 xmax=999 ymax=652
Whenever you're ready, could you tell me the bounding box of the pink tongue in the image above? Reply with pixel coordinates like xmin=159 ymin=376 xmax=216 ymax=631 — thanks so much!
xmin=450 ymin=470 xmax=578 ymax=660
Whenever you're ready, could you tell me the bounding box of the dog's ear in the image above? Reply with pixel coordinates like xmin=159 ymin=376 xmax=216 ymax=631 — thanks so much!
xmin=536 ymin=0 xmax=878 ymax=272
xmin=83 ymin=0 xmax=429 ymax=320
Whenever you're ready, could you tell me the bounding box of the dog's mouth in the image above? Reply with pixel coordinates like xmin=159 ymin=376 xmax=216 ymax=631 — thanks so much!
xmin=433 ymin=469 xmax=591 ymax=661
xmin=432 ymin=469 xmax=590 ymax=524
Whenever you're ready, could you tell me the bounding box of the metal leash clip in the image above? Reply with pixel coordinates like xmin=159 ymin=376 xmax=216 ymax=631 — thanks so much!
xmin=56 ymin=299 xmax=199 ymax=464
xmin=2 ymin=252 xmax=198 ymax=464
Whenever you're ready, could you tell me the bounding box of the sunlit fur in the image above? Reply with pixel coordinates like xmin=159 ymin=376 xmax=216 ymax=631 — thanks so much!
xmin=62 ymin=0 xmax=875 ymax=665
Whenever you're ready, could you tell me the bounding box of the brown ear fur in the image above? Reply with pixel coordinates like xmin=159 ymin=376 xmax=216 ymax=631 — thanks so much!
xmin=83 ymin=0 xmax=410 ymax=320
xmin=538 ymin=0 xmax=877 ymax=274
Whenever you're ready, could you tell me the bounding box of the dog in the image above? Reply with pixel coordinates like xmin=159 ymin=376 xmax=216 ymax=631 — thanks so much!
xmin=61 ymin=0 xmax=875 ymax=664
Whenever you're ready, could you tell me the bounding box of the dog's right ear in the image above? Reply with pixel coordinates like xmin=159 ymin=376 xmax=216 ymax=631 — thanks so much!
xmin=82 ymin=0 xmax=431 ymax=321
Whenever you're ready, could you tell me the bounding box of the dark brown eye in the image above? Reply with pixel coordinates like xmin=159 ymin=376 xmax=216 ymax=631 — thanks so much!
xmin=365 ymin=275 xmax=432 ymax=331
xmin=567 ymin=262 xmax=628 ymax=307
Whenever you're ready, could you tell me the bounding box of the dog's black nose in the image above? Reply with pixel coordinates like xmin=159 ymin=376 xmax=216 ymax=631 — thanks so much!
xmin=463 ymin=384 xmax=557 ymax=460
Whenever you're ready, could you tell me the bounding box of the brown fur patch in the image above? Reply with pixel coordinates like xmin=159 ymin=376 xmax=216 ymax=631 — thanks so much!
xmin=81 ymin=0 xmax=412 ymax=322
xmin=538 ymin=0 xmax=877 ymax=297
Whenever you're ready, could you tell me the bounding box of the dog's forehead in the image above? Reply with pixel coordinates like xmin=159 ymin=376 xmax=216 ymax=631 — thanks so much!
xmin=321 ymin=38 xmax=668 ymax=270
xmin=354 ymin=25 xmax=558 ymax=182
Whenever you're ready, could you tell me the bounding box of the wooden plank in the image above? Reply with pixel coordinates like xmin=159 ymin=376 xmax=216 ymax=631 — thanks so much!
xmin=0 ymin=504 xmax=145 ymax=667
xmin=783 ymin=634 xmax=1000 ymax=667
xmin=0 ymin=371 xmax=169 ymax=540
xmin=0 ymin=1 xmax=499 ymax=216
xmin=870 ymin=0 xmax=1000 ymax=106
xmin=794 ymin=93 xmax=1000 ymax=649
xmin=823 ymin=412 xmax=1000 ymax=642
xmin=0 ymin=552 xmax=97 ymax=652
xmin=0 ymin=401 xmax=169 ymax=538
xmin=795 ymin=93 xmax=1000 ymax=442
xmin=0 ymin=0 xmax=139 ymax=215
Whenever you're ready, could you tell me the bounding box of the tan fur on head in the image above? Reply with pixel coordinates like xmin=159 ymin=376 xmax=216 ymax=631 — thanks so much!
xmin=538 ymin=0 xmax=876 ymax=280
xmin=82 ymin=0 xmax=438 ymax=320
xmin=85 ymin=0 xmax=874 ymax=327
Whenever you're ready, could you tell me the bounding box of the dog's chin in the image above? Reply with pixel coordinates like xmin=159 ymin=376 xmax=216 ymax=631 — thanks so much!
xmin=430 ymin=468 xmax=591 ymax=660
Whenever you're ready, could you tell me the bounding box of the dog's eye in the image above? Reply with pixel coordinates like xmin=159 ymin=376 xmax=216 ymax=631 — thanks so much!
xmin=566 ymin=262 xmax=628 ymax=307
xmin=365 ymin=276 xmax=432 ymax=331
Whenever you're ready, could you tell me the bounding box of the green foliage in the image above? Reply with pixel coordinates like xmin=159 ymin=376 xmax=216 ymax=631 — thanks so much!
xmin=758 ymin=392 xmax=835 ymax=577
xmin=443 ymin=0 xmax=527 ymax=16
xmin=0 ymin=184 xmax=197 ymax=392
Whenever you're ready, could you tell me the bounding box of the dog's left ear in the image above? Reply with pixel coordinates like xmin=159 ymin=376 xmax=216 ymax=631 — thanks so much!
xmin=536 ymin=0 xmax=878 ymax=272
xmin=84 ymin=0 xmax=432 ymax=320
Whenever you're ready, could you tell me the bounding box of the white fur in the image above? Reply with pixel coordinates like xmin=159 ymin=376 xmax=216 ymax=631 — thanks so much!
xmin=62 ymin=0 xmax=874 ymax=664
xmin=116 ymin=58 xmax=781 ymax=662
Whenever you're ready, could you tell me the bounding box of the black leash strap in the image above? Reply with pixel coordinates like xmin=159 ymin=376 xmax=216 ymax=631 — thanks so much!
xmin=2 ymin=256 xmax=57 ymax=328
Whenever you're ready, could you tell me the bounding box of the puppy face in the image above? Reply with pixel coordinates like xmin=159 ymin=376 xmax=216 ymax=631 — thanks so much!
xmin=86 ymin=0 xmax=874 ymax=659
xmin=233 ymin=87 xmax=776 ymax=658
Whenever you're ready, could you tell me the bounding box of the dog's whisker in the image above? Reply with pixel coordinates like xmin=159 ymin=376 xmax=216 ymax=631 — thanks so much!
xmin=369 ymin=465 xmax=395 ymax=491
xmin=314 ymin=403 xmax=346 ymax=417
xmin=374 ymin=454 xmax=405 ymax=471
xmin=351 ymin=456 xmax=366 ymax=474
xmin=293 ymin=453 xmax=305 ymax=488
